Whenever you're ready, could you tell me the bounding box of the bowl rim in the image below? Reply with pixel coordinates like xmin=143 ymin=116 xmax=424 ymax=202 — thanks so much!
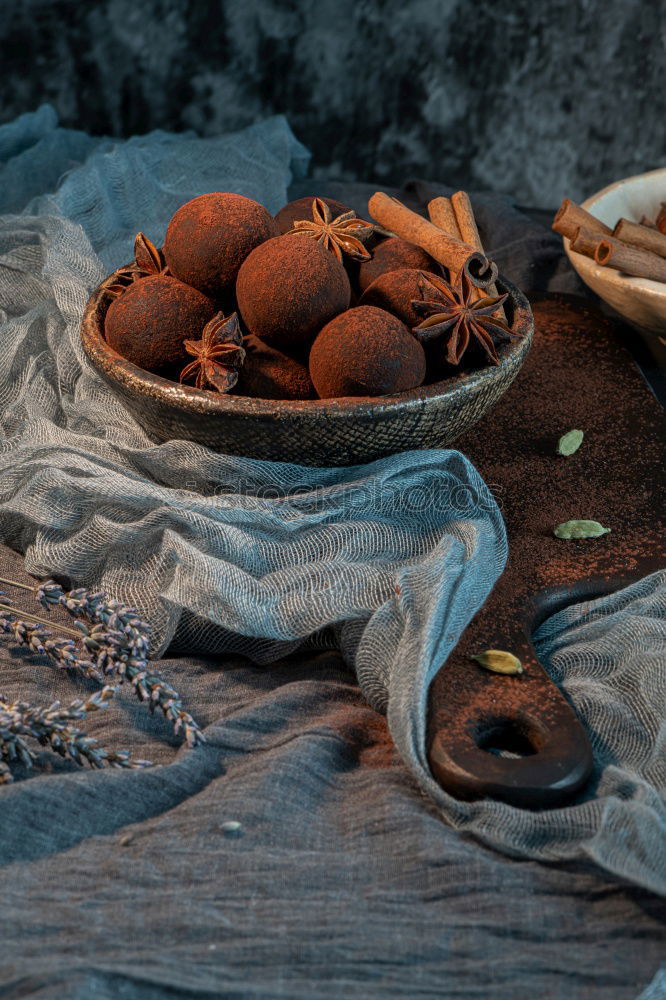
xmin=580 ymin=165 xmax=666 ymax=213
xmin=81 ymin=267 xmax=533 ymax=419
xmin=565 ymin=166 xmax=666 ymax=300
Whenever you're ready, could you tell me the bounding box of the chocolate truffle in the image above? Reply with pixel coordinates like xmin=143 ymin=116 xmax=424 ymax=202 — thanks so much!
xmin=274 ymin=196 xmax=352 ymax=235
xmin=359 ymin=268 xmax=444 ymax=329
xmin=163 ymin=193 xmax=278 ymax=299
xmin=357 ymin=237 xmax=441 ymax=294
xmin=235 ymin=335 xmax=315 ymax=400
xmin=236 ymin=233 xmax=351 ymax=352
xmin=309 ymin=305 xmax=426 ymax=399
xmin=105 ymin=274 xmax=216 ymax=375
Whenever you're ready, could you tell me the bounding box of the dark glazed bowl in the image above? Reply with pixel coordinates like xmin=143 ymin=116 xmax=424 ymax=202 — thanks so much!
xmin=81 ymin=269 xmax=533 ymax=466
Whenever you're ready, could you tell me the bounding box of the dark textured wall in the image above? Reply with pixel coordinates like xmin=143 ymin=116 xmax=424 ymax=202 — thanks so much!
xmin=1 ymin=0 xmax=664 ymax=207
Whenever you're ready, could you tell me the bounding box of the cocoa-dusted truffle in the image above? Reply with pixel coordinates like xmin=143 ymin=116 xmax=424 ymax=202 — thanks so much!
xmin=105 ymin=274 xmax=216 ymax=374
xmin=235 ymin=335 xmax=315 ymax=400
xmin=163 ymin=193 xmax=278 ymax=299
xmin=309 ymin=305 xmax=426 ymax=399
xmin=236 ymin=233 xmax=350 ymax=352
xmin=274 ymin=196 xmax=352 ymax=235
xmin=359 ymin=268 xmax=444 ymax=329
xmin=357 ymin=237 xmax=441 ymax=294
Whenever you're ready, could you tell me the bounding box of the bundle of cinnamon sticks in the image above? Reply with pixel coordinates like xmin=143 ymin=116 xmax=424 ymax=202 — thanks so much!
xmin=368 ymin=189 xmax=500 ymax=300
xmin=552 ymin=198 xmax=666 ymax=283
xmin=367 ymin=190 xmax=506 ymax=323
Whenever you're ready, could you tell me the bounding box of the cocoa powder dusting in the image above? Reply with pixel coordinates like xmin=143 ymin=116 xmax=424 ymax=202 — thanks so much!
xmin=309 ymin=305 xmax=426 ymax=399
xmin=359 ymin=267 xmax=443 ymax=329
xmin=105 ymin=274 xmax=216 ymax=374
xmin=426 ymin=294 xmax=664 ymax=789
xmin=457 ymin=294 xmax=665 ymax=594
xmin=235 ymin=334 xmax=315 ymax=400
xmin=163 ymin=193 xmax=278 ymax=299
xmin=236 ymin=233 xmax=351 ymax=352
xmin=357 ymin=236 xmax=442 ymax=294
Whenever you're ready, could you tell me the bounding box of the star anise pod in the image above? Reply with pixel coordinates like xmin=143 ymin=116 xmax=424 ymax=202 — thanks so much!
xmin=107 ymin=233 xmax=169 ymax=298
xmin=179 ymin=312 xmax=245 ymax=393
xmin=288 ymin=198 xmax=375 ymax=263
xmin=410 ymin=270 xmax=519 ymax=367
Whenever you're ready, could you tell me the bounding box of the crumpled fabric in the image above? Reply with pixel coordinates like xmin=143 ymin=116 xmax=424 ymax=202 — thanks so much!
xmin=0 ymin=107 xmax=663 ymax=897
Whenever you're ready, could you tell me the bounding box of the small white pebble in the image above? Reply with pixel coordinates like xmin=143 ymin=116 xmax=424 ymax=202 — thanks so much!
xmin=221 ymin=820 xmax=243 ymax=837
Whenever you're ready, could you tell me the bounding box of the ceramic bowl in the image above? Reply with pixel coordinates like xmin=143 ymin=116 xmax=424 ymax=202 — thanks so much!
xmin=563 ymin=166 xmax=666 ymax=336
xmin=80 ymin=269 xmax=533 ymax=467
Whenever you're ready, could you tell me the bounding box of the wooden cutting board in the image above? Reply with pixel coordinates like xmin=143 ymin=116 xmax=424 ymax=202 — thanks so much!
xmin=426 ymin=294 xmax=665 ymax=807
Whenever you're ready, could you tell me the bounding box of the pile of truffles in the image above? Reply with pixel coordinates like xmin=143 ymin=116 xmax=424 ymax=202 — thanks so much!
xmin=104 ymin=191 xmax=518 ymax=401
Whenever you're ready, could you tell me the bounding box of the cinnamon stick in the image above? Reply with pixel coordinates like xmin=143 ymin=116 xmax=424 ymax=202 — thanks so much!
xmin=368 ymin=192 xmax=497 ymax=288
xmin=427 ymin=197 xmax=462 ymax=240
xmin=594 ymin=236 xmax=666 ymax=283
xmin=451 ymin=191 xmax=484 ymax=252
xmin=613 ymin=217 xmax=666 ymax=259
xmin=552 ymin=198 xmax=612 ymax=240
xmin=450 ymin=191 xmax=503 ymax=314
xmin=569 ymin=225 xmax=604 ymax=260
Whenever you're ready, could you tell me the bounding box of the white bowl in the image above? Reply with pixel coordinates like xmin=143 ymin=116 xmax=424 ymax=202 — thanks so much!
xmin=563 ymin=166 xmax=666 ymax=337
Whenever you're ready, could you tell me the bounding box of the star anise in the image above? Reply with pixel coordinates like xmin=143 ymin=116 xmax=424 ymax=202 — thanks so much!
xmin=288 ymin=198 xmax=375 ymax=263
xmin=410 ymin=270 xmax=518 ymax=367
xmin=107 ymin=233 xmax=169 ymax=298
xmin=179 ymin=312 xmax=245 ymax=393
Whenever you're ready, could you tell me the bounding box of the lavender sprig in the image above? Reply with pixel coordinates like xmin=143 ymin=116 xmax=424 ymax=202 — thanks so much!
xmin=0 ymin=594 xmax=102 ymax=682
xmin=0 ymin=577 xmax=204 ymax=785
xmin=36 ymin=581 xmax=205 ymax=747
xmin=0 ymin=686 xmax=151 ymax=784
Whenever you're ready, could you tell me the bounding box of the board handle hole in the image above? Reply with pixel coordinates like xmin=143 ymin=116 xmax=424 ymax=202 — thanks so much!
xmin=476 ymin=717 xmax=540 ymax=759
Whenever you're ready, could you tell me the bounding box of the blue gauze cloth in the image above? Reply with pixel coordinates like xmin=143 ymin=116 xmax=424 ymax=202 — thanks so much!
xmin=0 ymin=106 xmax=663 ymax=894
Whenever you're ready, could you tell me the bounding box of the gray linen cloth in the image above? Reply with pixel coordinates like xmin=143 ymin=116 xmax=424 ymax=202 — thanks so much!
xmin=0 ymin=540 xmax=664 ymax=1000
xmin=0 ymin=107 xmax=664 ymax=998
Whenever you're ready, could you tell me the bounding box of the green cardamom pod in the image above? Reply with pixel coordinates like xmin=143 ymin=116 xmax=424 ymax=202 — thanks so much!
xmin=553 ymin=519 xmax=611 ymax=539
xmin=471 ymin=650 xmax=523 ymax=675
xmin=557 ymin=429 xmax=584 ymax=456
